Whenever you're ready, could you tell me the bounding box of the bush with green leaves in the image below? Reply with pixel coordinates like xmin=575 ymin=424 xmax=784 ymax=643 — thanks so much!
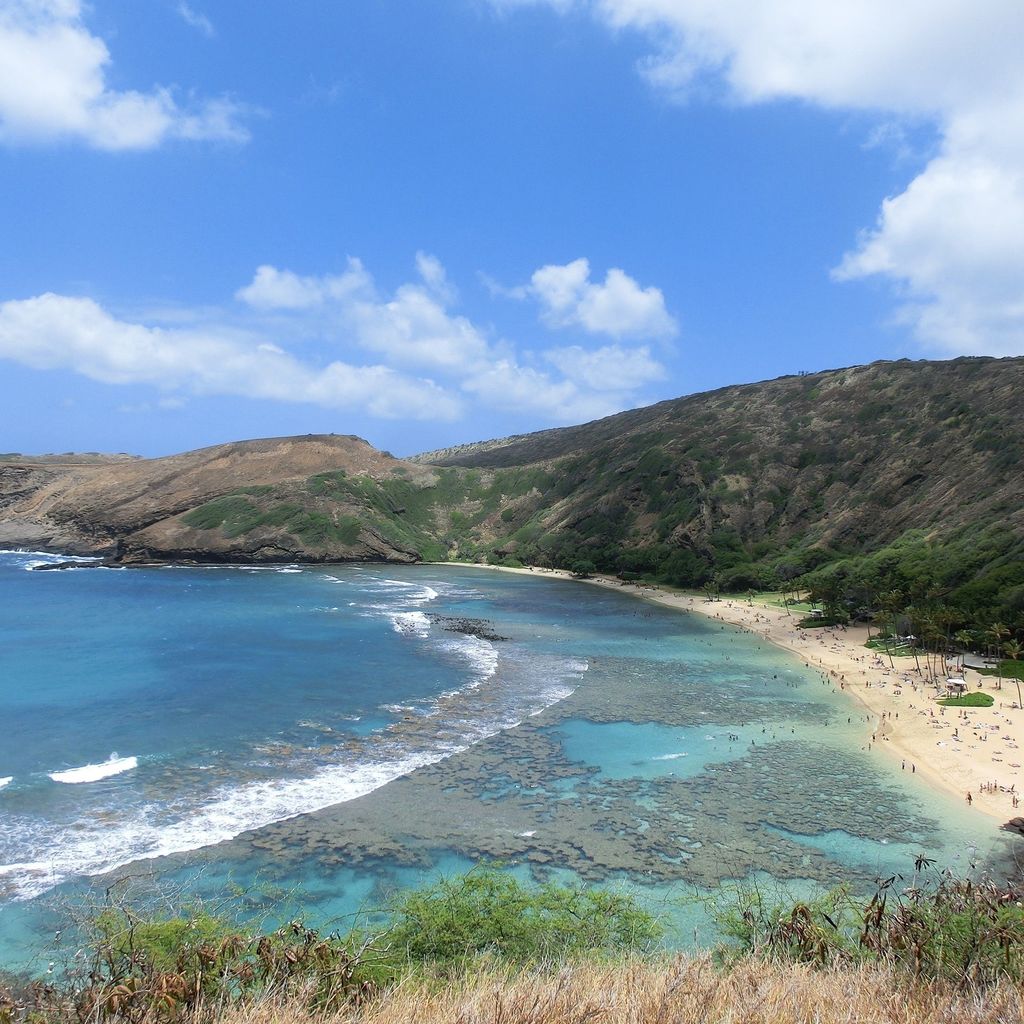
xmin=980 ymin=659 xmax=1024 ymax=682
xmin=63 ymin=907 xmax=384 ymax=1021
xmin=715 ymin=868 xmax=1024 ymax=987
xmin=1 ymin=871 xmax=661 ymax=1023
xmin=382 ymin=869 xmax=662 ymax=966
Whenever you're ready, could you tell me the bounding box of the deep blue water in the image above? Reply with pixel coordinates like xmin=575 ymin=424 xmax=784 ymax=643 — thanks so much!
xmin=0 ymin=551 xmax=1006 ymax=971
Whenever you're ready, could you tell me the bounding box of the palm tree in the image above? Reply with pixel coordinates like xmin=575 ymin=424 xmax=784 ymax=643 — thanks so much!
xmin=988 ymin=623 xmax=1011 ymax=689
xmin=879 ymin=589 xmax=905 ymax=670
xmin=1005 ymin=640 xmax=1023 ymax=708
xmin=920 ymin=617 xmax=945 ymax=685
xmin=933 ymin=606 xmax=957 ymax=674
xmin=904 ymin=605 xmax=925 ymax=675
xmin=953 ymin=629 xmax=974 ymax=674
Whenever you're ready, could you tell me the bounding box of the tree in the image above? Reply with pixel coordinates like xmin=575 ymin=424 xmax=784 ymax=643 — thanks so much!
xmin=879 ymin=589 xmax=905 ymax=670
xmin=1004 ymin=639 xmax=1023 ymax=709
xmin=988 ymin=623 xmax=1010 ymax=688
xmin=953 ymin=629 xmax=975 ymax=674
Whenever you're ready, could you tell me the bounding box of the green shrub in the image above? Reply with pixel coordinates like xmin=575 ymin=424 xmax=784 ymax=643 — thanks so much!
xmin=67 ymin=905 xmax=384 ymax=1020
xmin=182 ymin=495 xmax=263 ymax=535
xmin=716 ymin=870 xmax=1024 ymax=986
xmin=382 ymin=869 xmax=661 ymax=967
xmin=980 ymin=659 xmax=1024 ymax=682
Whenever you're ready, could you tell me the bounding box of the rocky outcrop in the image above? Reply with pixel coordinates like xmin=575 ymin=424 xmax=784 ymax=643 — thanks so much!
xmin=0 ymin=435 xmax=438 ymax=564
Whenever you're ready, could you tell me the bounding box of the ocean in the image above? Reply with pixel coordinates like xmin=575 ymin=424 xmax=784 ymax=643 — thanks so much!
xmin=0 ymin=551 xmax=1007 ymax=971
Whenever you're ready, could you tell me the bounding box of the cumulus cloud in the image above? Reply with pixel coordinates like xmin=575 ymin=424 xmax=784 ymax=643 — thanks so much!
xmin=0 ymin=0 xmax=248 ymax=148
xmin=0 ymin=293 xmax=459 ymax=420
xmin=0 ymin=255 xmax=670 ymax=428
xmin=236 ymin=257 xmax=489 ymax=375
xmin=517 ymin=258 xmax=678 ymax=339
xmin=545 ymin=343 xmax=666 ymax=391
xmin=236 ymin=255 xmax=670 ymax=421
xmin=414 ymin=251 xmax=457 ymax=303
xmin=235 ymin=260 xmax=372 ymax=310
xmin=348 ymin=286 xmax=490 ymax=374
xmin=462 ymin=360 xmax=625 ymax=423
xmin=500 ymin=0 xmax=1024 ymax=355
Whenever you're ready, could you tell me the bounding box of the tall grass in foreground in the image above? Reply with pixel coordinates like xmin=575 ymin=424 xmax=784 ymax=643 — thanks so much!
xmin=5 ymin=868 xmax=1024 ymax=1023
xmin=36 ymin=958 xmax=1024 ymax=1024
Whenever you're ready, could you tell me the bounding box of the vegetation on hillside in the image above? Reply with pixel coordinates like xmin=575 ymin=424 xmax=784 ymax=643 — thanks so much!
xmin=5 ymin=357 xmax=1023 ymax=640
xmin=161 ymin=361 xmax=1024 ymax=649
xmin=409 ymin=358 xmax=1024 ymax=639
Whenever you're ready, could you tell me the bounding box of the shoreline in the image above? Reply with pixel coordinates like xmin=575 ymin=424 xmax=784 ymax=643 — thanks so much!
xmin=15 ymin=546 xmax=1021 ymax=825
xmin=445 ymin=562 xmax=1022 ymax=826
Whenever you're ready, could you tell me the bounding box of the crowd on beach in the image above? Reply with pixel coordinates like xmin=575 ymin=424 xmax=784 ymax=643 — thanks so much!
xmin=465 ymin=563 xmax=1023 ymax=822
xmin=683 ymin=593 xmax=1023 ymax=821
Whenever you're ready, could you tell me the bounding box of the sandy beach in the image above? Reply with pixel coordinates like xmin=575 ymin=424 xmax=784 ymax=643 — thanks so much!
xmin=450 ymin=563 xmax=1023 ymax=825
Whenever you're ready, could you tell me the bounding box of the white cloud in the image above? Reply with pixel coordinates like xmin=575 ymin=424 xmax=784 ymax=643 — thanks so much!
xmin=545 ymin=343 xmax=666 ymax=391
xmin=235 ymin=261 xmax=372 ymax=311
xmin=523 ymin=258 xmax=678 ymax=339
xmin=415 ymin=251 xmax=457 ymax=303
xmin=237 ymin=258 xmax=489 ymax=374
xmin=237 ymin=255 xmax=670 ymax=420
xmin=176 ymin=2 xmax=214 ymax=38
xmin=348 ymin=286 xmax=491 ymax=374
xmin=462 ymin=361 xmax=625 ymax=423
xmin=501 ymin=0 xmax=1024 ymax=355
xmin=0 ymin=255 xmax=671 ymax=430
xmin=0 ymin=293 xmax=459 ymax=420
xmin=0 ymin=0 xmax=248 ymax=148
xmin=834 ymin=151 xmax=1024 ymax=354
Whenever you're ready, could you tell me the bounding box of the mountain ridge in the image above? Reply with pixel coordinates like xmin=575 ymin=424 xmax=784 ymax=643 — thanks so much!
xmin=2 ymin=356 xmax=1022 ymax=621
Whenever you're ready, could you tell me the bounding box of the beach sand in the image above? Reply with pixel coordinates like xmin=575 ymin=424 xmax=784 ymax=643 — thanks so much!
xmin=448 ymin=563 xmax=1023 ymax=825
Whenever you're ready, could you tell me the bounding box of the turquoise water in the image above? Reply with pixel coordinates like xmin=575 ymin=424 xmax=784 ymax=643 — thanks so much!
xmin=0 ymin=552 xmax=1012 ymax=972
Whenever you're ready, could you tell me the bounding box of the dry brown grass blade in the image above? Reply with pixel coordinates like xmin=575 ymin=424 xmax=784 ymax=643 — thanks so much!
xmin=204 ymin=956 xmax=1024 ymax=1024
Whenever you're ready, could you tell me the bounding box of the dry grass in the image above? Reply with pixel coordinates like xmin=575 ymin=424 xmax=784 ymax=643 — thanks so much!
xmin=212 ymin=955 xmax=1024 ymax=1024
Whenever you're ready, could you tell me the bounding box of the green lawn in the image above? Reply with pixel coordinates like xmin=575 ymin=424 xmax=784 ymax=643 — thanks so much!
xmin=864 ymin=638 xmax=926 ymax=658
xmin=979 ymin=659 xmax=1024 ymax=682
xmin=754 ymin=592 xmax=815 ymax=614
xmin=938 ymin=693 xmax=995 ymax=707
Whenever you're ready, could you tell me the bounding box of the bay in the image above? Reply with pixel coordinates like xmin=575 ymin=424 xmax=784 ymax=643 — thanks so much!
xmin=0 ymin=552 xmax=1004 ymax=971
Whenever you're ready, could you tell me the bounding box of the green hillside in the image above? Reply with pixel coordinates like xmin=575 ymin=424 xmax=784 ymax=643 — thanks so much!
xmin=2 ymin=356 xmax=1022 ymax=628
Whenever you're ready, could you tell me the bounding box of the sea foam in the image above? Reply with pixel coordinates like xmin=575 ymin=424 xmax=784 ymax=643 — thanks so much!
xmin=390 ymin=611 xmax=431 ymax=637
xmin=48 ymin=755 xmax=138 ymax=784
xmin=1 ymin=746 xmax=452 ymax=902
xmin=2 ymin=651 xmax=586 ymax=903
xmin=0 ymin=567 xmax=586 ymax=904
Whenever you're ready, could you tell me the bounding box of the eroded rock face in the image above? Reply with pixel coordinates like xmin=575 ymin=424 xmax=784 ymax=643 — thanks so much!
xmin=0 ymin=435 xmax=434 ymax=564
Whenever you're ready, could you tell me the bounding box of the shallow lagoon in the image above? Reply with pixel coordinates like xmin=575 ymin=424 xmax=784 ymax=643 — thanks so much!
xmin=0 ymin=555 xmax=1011 ymax=971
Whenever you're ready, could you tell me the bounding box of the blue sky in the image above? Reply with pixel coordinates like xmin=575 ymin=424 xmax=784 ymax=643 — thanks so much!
xmin=0 ymin=1 xmax=1021 ymax=457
